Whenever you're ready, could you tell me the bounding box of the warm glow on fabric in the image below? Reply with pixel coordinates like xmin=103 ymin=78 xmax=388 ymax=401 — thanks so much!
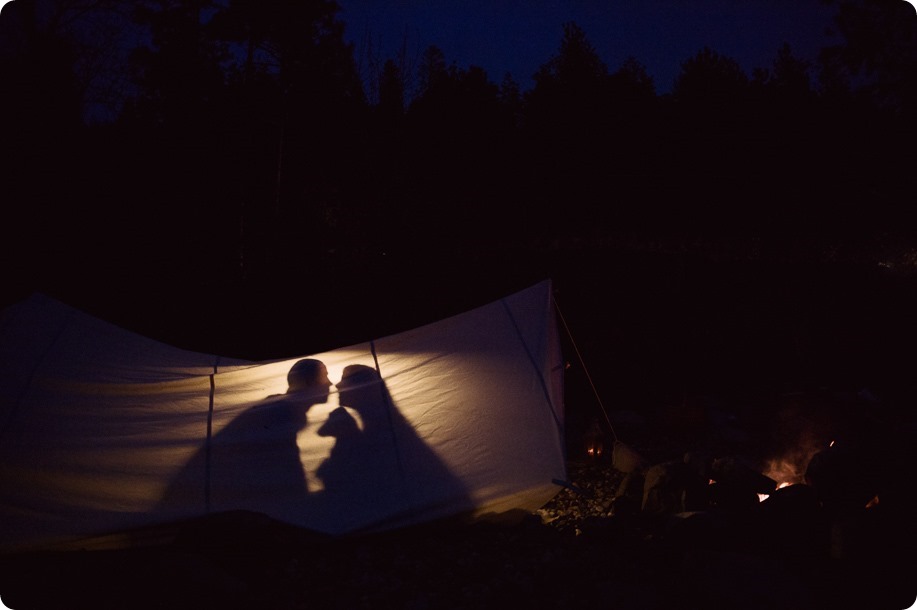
xmin=0 ymin=281 xmax=566 ymax=551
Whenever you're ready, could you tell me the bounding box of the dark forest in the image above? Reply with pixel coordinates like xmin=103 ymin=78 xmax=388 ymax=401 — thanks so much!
xmin=2 ymin=0 xmax=917 ymax=415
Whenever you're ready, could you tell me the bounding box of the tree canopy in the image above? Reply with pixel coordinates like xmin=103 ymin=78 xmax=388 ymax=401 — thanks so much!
xmin=2 ymin=3 xmax=915 ymax=322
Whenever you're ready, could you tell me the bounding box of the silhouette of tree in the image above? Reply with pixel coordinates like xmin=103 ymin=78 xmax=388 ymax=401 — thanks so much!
xmin=750 ymin=42 xmax=814 ymax=114
xmin=667 ymin=47 xmax=756 ymax=239
xmin=1 ymin=0 xmax=93 ymax=300
xmin=746 ymin=43 xmax=818 ymax=160
xmin=127 ymin=0 xmax=227 ymax=127
xmin=377 ymin=58 xmax=405 ymax=119
xmin=108 ymin=0 xmax=241 ymax=294
xmin=603 ymin=56 xmax=659 ymax=230
xmin=520 ymin=22 xmax=615 ymax=241
xmin=772 ymin=43 xmax=814 ymax=98
xmin=1 ymin=0 xmax=136 ymax=125
xmin=609 ymin=56 xmax=655 ymax=104
xmin=741 ymin=44 xmax=833 ymax=246
xmin=352 ymin=56 xmax=408 ymax=257
xmin=412 ymin=44 xmax=448 ymax=103
xmin=206 ymin=0 xmax=362 ymax=101
xmin=816 ymin=0 xmax=917 ymax=249
xmin=103 ymin=0 xmax=369 ymax=291
xmin=526 ymin=21 xmax=610 ymax=130
xmin=206 ymin=0 xmax=364 ymax=209
xmin=240 ymin=0 xmax=367 ymax=273
xmin=1 ymin=0 xmax=85 ymax=142
xmin=402 ymin=52 xmax=507 ymax=250
xmin=672 ymin=46 xmax=749 ymax=111
xmin=497 ymin=71 xmax=522 ymax=128
xmin=819 ymin=0 xmax=917 ymax=112
xmin=533 ymin=22 xmax=608 ymax=93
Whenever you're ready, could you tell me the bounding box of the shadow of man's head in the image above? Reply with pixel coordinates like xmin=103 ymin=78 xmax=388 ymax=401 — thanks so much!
xmin=286 ymin=359 xmax=333 ymax=404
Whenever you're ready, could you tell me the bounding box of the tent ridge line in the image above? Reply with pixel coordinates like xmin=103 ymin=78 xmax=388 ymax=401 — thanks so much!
xmin=371 ymin=341 xmax=405 ymax=479
xmin=499 ymin=292 xmax=563 ymax=435
xmin=0 ymin=302 xmax=75 ymax=446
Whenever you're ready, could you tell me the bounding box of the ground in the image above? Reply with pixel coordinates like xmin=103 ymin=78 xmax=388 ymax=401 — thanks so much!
xmin=2 ymin=451 xmax=914 ymax=610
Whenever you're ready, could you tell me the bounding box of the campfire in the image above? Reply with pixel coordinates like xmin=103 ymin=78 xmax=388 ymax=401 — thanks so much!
xmin=757 ymin=455 xmax=810 ymax=502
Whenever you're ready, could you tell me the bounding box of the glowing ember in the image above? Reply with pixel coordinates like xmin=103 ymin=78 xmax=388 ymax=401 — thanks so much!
xmin=757 ymin=453 xmax=813 ymax=502
xmin=757 ymin=432 xmax=833 ymax=502
xmin=758 ymin=481 xmax=792 ymax=502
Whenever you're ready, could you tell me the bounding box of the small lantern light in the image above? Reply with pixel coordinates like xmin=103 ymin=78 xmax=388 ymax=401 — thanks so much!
xmin=584 ymin=417 xmax=604 ymax=459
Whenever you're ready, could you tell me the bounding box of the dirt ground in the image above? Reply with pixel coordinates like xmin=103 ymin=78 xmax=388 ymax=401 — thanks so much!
xmin=1 ymin=449 xmax=914 ymax=610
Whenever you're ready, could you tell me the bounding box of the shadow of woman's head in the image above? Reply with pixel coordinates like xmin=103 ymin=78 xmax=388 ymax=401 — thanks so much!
xmin=335 ymin=364 xmax=383 ymax=413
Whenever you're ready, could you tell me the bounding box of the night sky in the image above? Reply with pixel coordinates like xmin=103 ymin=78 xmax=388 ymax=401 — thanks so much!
xmin=338 ymin=0 xmax=841 ymax=93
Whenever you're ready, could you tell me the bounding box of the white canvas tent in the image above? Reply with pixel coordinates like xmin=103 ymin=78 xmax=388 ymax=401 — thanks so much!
xmin=0 ymin=280 xmax=566 ymax=552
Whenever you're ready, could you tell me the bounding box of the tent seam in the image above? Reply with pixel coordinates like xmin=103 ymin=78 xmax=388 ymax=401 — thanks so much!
xmin=371 ymin=341 xmax=405 ymax=479
xmin=204 ymin=361 xmax=217 ymax=513
xmin=499 ymin=291 xmax=564 ymax=437
xmin=0 ymin=300 xmax=75 ymax=445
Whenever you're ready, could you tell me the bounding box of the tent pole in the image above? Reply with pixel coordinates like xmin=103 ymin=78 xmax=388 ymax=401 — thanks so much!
xmin=552 ymin=293 xmax=618 ymax=443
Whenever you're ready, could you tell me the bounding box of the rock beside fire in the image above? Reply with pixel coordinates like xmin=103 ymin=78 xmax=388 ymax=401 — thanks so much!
xmin=604 ymin=445 xmax=777 ymax=517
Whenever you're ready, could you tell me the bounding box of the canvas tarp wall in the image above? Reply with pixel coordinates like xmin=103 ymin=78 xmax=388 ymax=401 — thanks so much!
xmin=0 ymin=280 xmax=566 ymax=552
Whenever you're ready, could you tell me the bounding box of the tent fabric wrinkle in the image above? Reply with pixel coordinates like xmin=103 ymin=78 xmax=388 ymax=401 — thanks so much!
xmin=0 ymin=280 xmax=566 ymax=552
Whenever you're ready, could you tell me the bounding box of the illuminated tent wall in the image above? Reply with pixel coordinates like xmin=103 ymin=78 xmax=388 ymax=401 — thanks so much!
xmin=0 ymin=280 xmax=566 ymax=552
